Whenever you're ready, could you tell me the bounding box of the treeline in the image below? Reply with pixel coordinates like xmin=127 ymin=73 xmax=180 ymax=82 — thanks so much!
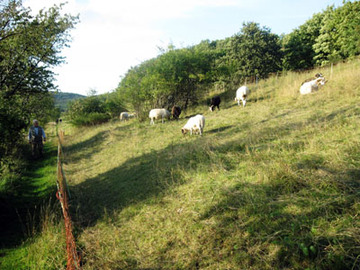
xmin=0 ymin=1 xmax=77 ymax=184
xmin=111 ymin=1 xmax=359 ymax=119
xmin=66 ymin=1 xmax=360 ymax=122
xmin=66 ymin=91 xmax=126 ymax=126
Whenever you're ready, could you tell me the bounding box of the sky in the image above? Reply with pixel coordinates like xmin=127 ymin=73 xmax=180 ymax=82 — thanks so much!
xmin=23 ymin=0 xmax=345 ymax=96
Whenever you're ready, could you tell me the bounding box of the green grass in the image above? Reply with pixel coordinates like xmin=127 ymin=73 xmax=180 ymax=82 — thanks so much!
xmin=59 ymin=59 xmax=359 ymax=269
xmin=0 ymin=124 xmax=66 ymax=270
xmin=2 ymin=59 xmax=360 ymax=269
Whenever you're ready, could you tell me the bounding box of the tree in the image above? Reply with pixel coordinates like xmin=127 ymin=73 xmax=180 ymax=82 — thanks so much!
xmin=282 ymin=12 xmax=324 ymax=70
xmin=227 ymin=22 xmax=282 ymax=84
xmin=116 ymin=45 xmax=214 ymax=119
xmin=314 ymin=1 xmax=360 ymax=66
xmin=0 ymin=0 xmax=77 ymax=164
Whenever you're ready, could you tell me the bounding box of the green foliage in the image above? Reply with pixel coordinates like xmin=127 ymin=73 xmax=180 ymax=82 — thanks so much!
xmin=314 ymin=1 xmax=360 ymax=66
xmin=67 ymin=96 xmax=105 ymax=118
xmin=71 ymin=112 xmax=111 ymax=126
xmin=283 ymin=1 xmax=360 ymax=69
xmin=0 ymin=0 xmax=77 ymax=170
xmin=116 ymin=2 xmax=360 ymax=114
xmin=282 ymin=12 xmax=324 ymax=70
xmin=66 ymin=93 xmax=126 ymax=125
xmin=117 ymin=23 xmax=283 ymax=118
xmin=103 ymin=91 xmax=127 ymax=118
xmin=227 ymin=22 xmax=282 ymax=82
xmin=117 ymin=46 xmax=215 ymax=119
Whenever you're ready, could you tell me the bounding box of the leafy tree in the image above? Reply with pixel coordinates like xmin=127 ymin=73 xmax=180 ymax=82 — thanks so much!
xmin=314 ymin=1 xmax=360 ymax=65
xmin=282 ymin=12 xmax=324 ymax=70
xmin=227 ymin=22 xmax=282 ymax=84
xmin=117 ymin=45 xmax=214 ymax=119
xmin=0 ymin=0 xmax=77 ymax=164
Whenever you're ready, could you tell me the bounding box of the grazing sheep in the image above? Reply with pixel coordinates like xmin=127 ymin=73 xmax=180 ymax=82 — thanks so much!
xmin=119 ymin=112 xmax=129 ymax=121
xmin=128 ymin=113 xmax=136 ymax=119
xmin=181 ymin=114 xmax=205 ymax=136
xmin=149 ymin=108 xmax=171 ymax=124
xmin=171 ymin=105 xmax=182 ymax=120
xmin=209 ymin=96 xmax=221 ymax=111
xmin=300 ymin=76 xmax=326 ymax=95
xmin=235 ymin=86 xmax=250 ymax=107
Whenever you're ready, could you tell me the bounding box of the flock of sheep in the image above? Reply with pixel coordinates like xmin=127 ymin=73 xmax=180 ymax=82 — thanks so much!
xmin=119 ymin=73 xmax=326 ymax=136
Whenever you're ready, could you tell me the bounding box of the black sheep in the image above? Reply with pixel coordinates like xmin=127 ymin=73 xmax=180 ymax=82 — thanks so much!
xmin=209 ymin=96 xmax=221 ymax=111
xmin=171 ymin=105 xmax=182 ymax=120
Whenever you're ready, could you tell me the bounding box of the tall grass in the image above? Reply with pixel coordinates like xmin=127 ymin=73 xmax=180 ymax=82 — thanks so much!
xmin=2 ymin=59 xmax=359 ymax=269
xmin=58 ymin=59 xmax=360 ymax=269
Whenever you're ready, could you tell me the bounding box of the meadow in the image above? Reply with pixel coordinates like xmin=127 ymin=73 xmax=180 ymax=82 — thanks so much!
xmin=1 ymin=59 xmax=359 ymax=269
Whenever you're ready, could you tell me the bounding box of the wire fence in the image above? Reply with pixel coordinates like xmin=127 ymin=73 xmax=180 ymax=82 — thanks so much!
xmin=56 ymin=128 xmax=81 ymax=270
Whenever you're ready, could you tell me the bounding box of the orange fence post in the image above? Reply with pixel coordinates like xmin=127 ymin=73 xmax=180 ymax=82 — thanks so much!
xmin=56 ymin=129 xmax=81 ymax=270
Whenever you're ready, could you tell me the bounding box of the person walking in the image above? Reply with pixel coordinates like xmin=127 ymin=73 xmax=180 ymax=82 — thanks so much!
xmin=28 ymin=119 xmax=46 ymax=158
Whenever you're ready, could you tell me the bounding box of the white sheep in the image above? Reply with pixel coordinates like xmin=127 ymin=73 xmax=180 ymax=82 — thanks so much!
xmin=300 ymin=77 xmax=326 ymax=95
xmin=235 ymin=86 xmax=250 ymax=107
xmin=119 ymin=112 xmax=129 ymax=121
xmin=181 ymin=114 xmax=205 ymax=136
xmin=149 ymin=108 xmax=171 ymax=125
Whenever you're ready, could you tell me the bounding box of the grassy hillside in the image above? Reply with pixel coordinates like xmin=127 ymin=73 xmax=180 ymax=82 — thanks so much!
xmin=62 ymin=59 xmax=359 ymax=269
xmin=53 ymin=92 xmax=85 ymax=111
xmin=1 ymin=59 xmax=359 ymax=269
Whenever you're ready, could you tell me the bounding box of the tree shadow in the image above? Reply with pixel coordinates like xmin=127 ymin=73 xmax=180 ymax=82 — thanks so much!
xmin=70 ymin=140 xmax=201 ymax=228
xmin=69 ymin=113 xmax=313 ymax=228
xmin=192 ymin=129 xmax=360 ymax=269
xmin=206 ymin=125 xmax=234 ymax=134
xmin=0 ymin=144 xmax=58 ymax=248
xmin=197 ymin=164 xmax=360 ymax=268
xmin=63 ymin=131 xmax=108 ymax=163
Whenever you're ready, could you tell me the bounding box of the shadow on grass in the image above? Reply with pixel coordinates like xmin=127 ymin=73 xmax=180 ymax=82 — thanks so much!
xmin=70 ymin=140 xmax=200 ymax=228
xmin=0 ymin=143 xmax=58 ymax=248
xmin=198 ymin=168 xmax=360 ymax=268
xmin=194 ymin=140 xmax=360 ymax=269
xmin=207 ymin=125 xmax=234 ymax=134
xmin=69 ymin=115 xmax=312 ymax=228
xmin=63 ymin=131 xmax=108 ymax=163
xmin=67 ymin=103 xmax=359 ymax=268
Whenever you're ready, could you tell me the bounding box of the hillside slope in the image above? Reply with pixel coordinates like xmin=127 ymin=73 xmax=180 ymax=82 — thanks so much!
xmin=60 ymin=59 xmax=359 ymax=269
xmin=3 ymin=59 xmax=359 ymax=269
xmin=53 ymin=92 xmax=85 ymax=111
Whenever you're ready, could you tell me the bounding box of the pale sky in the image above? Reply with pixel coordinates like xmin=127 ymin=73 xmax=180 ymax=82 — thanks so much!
xmin=23 ymin=0 xmax=345 ymax=96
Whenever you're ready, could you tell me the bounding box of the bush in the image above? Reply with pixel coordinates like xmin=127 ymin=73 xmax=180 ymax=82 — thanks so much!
xmin=71 ymin=112 xmax=111 ymax=126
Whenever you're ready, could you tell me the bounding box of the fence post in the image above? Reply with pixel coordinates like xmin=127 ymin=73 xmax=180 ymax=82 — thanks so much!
xmin=56 ymin=129 xmax=81 ymax=270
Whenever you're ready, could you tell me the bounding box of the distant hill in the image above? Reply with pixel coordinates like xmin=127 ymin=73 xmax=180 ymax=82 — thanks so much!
xmin=53 ymin=92 xmax=85 ymax=111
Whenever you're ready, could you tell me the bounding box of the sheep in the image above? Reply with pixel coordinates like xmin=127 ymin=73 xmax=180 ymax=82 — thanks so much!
xmin=235 ymin=86 xmax=250 ymax=107
xmin=119 ymin=112 xmax=129 ymax=121
xmin=300 ymin=76 xmax=326 ymax=95
xmin=209 ymin=96 xmax=221 ymax=111
xmin=181 ymin=114 xmax=205 ymax=136
xmin=171 ymin=105 xmax=181 ymax=120
xmin=149 ymin=108 xmax=171 ymax=124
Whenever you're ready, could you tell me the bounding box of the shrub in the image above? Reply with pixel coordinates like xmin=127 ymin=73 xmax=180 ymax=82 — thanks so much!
xmin=71 ymin=112 xmax=111 ymax=126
